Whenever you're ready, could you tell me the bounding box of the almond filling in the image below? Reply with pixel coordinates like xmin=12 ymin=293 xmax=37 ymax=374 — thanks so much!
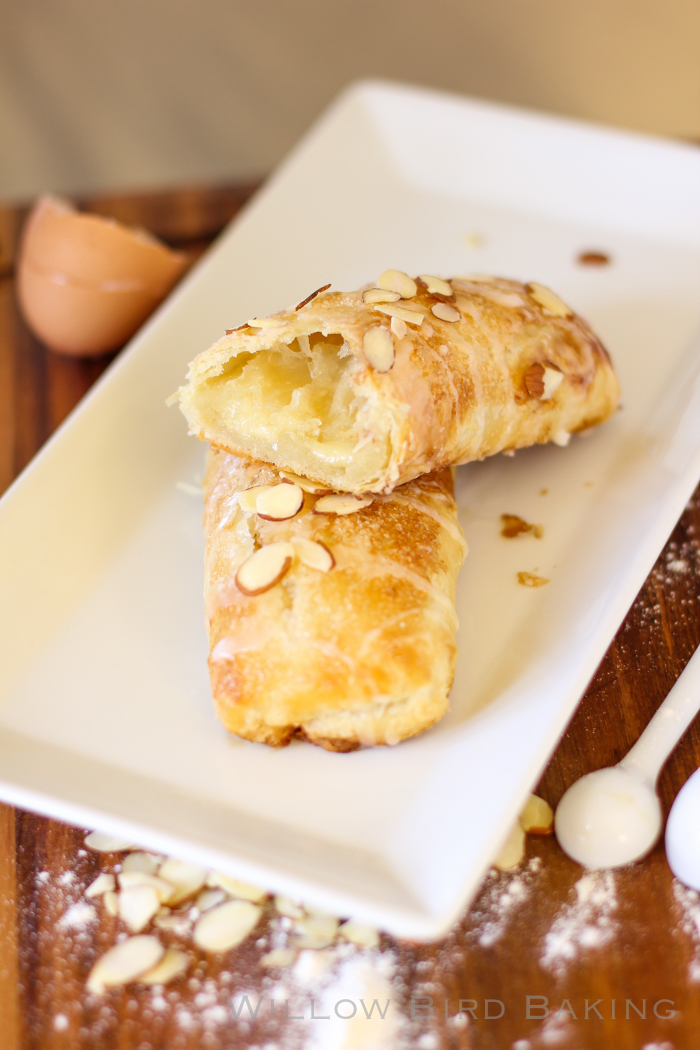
xmin=195 ymin=334 xmax=389 ymax=489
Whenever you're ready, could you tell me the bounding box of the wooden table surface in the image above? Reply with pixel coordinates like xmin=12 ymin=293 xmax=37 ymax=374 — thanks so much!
xmin=2 ymin=183 xmax=700 ymax=1050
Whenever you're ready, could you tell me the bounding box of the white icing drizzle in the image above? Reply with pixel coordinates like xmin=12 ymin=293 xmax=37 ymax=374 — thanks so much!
xmin=380 ymin=491 xmax=466 ymax=547
xmin=330 ymin=544 xmax=456 ymax=620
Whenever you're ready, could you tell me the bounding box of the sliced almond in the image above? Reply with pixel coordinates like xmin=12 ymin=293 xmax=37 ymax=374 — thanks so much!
xmin=104 ymin=891 xmax=119 ymax=917
xmin=122 ymin=852 xmax=159 ymax=875
xmin=84 ymin=832 xmax=134 ymax=853
xmin=418 ymin=275 xmax=453 ymax=297
xmin=431 ymin=303 xmax=460 ymax=322
xmin=390 ymin=316 xmax=407 ymax=339
xmin=86 ymin=873 xmax=116 ymax=899
xmin=87 ymin=936 xmax=164 ymax=995
xmin=338 ymin=919 xmax=380 ymax=948
xmin=363 ymin=325 xmax=394 ymax=372
xmin=279 ymin=471 xmax=331 ymax=494
xmin=313 ymin=494 xmax=372 ymax=516
xmin=377 ymin=269 xmax=417 ymax=299
xmin=157 ymin=859 xmax=208 ymax=905
xmin=118 ymin=884 xmax=161 ymax=933
xmin=235 ymin=542 xmax=294 ymax=597
xmin=118 ymin=871 xmax=176 ymax=902
xmin=292 ymin=538 xmax=335 ymax=572
xmin=238 ymin=484 xmax=274 ymax=514
xmin=541 ymin=366 xmax=564 ymax=400
xmin=207 ymin=873 xmax=267 ymax=902
xmin=196 ymin=888 xmax=227 ymax=913
xmin=154 ymin=911 xmax=191 ymax=934
xmin=256 ymin=483 xmax=304 ymax=521
xmin=553 ymin=429 xmax=571 ymax=447
xmin=519 ymin=794 xmax=554 ymax=835
xmin=261 ymin=948 xmax=297 ymax=968
xmin=293 ymin=913 xmax=339 ymax=950
xmin=363 ymin=288 xmax=401 ymax=304
xmin=373 ymin=303 xmax=424 ymax=327
xmin=138 ymin=947 xmax=189 ymax=986
xmin=274 ymin=896 xmax=305 ymax=920
xmin=193 ymin=899 xmax=261 ymax=952
xmin=525 ymin=363 xmax=545 ymax=398
xmin=492 ymin=821 xmax=526 ymax=871
xmin=527 ymin=282 xmax=572 ymax=317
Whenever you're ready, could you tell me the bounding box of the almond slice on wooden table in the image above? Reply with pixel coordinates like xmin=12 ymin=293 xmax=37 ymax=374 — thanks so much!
xmin=255 ymin=482 xmax=304 ymax=521
xmin=313 ymin=494 xmax=372 ymax=516
xmin=376 ymin=269 xmax=417 ymax=299
xmin=157 ymin=858 xmax=207 ymax=905
xmin=122 ymin=852 xmax=160 ymax=875
xmin=193 ymin=899 xmax=261 ymax=952
xmin=338 ymin=919 xmax=380 ymax=948
xmin=138 ymin=948 xmax=189 ymax=986
xmin=118 ymin=871 xmax=176 ymax=903
xmin=492 ymin=821 xmax=526 ymax=870
xmin=118 ymin=884 xmax=161 ymax=932
xmin=87 ymin=936 xmax=164 ymax=994
xmin=104 ymin=891 xmax=119 ymax=917
xmin=274 ymin=896 xmax=305 ymax=919
xmin=293 ymin=913 xmax=339 ymax=950
xmin=519 ymin=794 xmax=554 ymax=834
xmin=206 ymin=873 xmax=267 ymax=902
xmin=86 ymin=873 xmax=116 ymax=898
xmin=196 ymin=888 xmax=227 ymax=913
xmin=363 ymin=325 xmax=394 ymax=372
xmin=235 ymin=542 xmax=295 ymax=596
xmin=84 ymin=831 xmax=134 ymax=853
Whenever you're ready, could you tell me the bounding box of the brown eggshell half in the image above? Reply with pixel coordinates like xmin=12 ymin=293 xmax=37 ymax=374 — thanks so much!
xmin=17 ymin=195 xmax=188 ymax=356
xmin=18 ymin=265 xmax=166 ymax=357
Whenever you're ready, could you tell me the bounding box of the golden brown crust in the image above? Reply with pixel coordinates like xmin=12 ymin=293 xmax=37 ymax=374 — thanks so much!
xmin=204 ymin=448 xmax=467 ymax=749
xmin=177 ymin=275 xmax=620 ymax=494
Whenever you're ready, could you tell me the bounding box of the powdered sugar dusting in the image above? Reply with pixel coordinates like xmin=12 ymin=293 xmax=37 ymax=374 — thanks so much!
xmin=58 ymin=901 xmax=97 ymax=929
xmin=672 ymin=878 xmax=700 ymax=981
xmin=540 ymin=871 xmax=618 ymax=974
xmin=468 ymin=857 xmax=542 ymax=948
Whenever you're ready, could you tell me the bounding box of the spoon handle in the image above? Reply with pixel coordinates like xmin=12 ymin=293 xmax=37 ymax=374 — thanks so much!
xmin=620 ymin=644 xmax=700 ymax=784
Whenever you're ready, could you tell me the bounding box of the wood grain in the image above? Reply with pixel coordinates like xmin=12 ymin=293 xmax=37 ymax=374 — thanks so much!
xmin=1 ymin=182 xmax=700 ymax=1049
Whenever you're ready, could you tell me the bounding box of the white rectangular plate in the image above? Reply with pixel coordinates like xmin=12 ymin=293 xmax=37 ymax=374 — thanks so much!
xmin=2 ymin=81 xmax=700 ymax=940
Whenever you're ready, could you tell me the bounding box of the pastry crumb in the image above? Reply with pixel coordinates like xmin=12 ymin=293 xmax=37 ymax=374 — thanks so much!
xmin=577 ymin=250 xmax=610 ymax=266
xmin=517 ymin=572 xmax=549 ymax=588
xmin=501 ymin=514 xmax=543 ymax=539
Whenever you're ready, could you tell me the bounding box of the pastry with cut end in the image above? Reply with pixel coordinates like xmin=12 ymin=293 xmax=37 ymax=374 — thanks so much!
xmin=175 ymin=274 xmax=619 ymax=495
xmin=203 ymin=448 xmax=467 ymax=750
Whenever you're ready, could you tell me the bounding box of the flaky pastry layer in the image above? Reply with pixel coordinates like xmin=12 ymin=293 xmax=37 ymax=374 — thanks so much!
xmin=204 ymin=449 xmax=467 ymax=750
xmin=177 ymin=276 xmax=619 ymax=494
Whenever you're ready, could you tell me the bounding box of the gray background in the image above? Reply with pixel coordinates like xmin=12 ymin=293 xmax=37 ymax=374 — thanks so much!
xmin=1 ymin=0 xmax=699 ymax=201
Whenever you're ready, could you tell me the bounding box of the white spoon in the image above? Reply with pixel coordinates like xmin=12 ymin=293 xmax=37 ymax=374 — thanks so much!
xmin=555 ymin=644 xmax=700 ymax=869
xmin=666 ymin=766 xmax=700 ymax=889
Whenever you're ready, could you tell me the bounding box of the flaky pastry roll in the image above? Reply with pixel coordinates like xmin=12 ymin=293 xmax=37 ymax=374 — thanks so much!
xmin=176 ymin=273 xmax=619 ymax=495
xmin=204 ymin=448 xmax=467 ymax=750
